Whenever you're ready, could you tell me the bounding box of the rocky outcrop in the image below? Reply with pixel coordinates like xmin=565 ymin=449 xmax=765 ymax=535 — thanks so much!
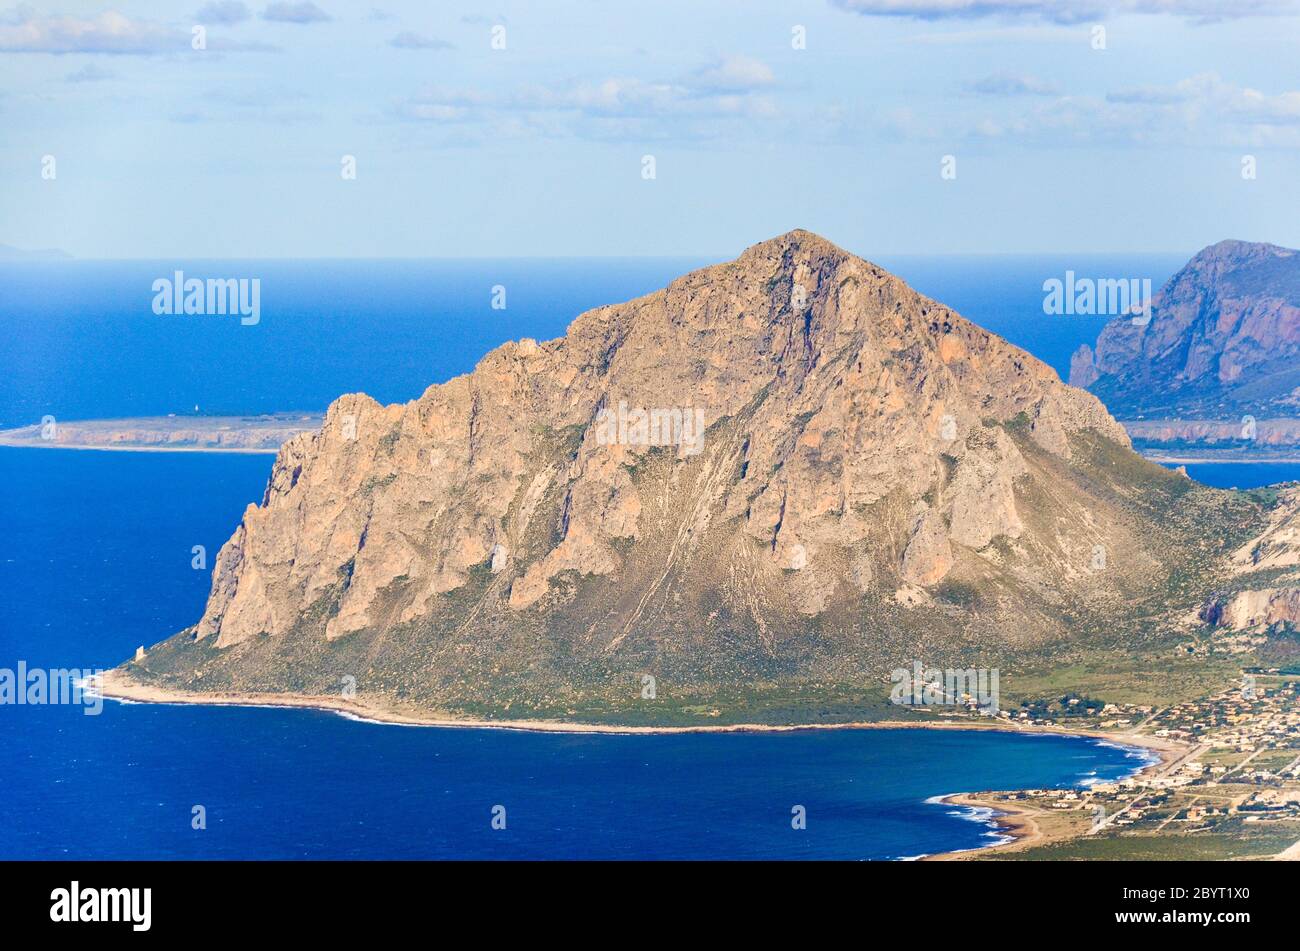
xmin=123 ymin=231 xmax=1274 ymax=715
xmin=900 ymin=506 xmax=953 ymax=587
xmin=1233 ymin=486 xmax=1300 ymax=571
xmin=1072 ymin=240 xmax=1300 ymax=420
xmin=1204 ymin=587 xmax=1300 ymax=632
xmin=1070 ymin=345 xmax=1099 ymax=389
xmin=1192 ymin=487 xmax=1300 ymax=633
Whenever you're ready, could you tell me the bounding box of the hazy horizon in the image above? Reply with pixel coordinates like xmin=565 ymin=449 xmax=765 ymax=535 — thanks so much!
xmin=3 ymin=1 xmax=1298 ymax=259
xmin=0 ymin=244 xmax=1225 ymax=261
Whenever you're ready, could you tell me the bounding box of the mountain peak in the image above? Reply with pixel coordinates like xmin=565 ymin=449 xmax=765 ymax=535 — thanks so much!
xmin=729 ymin=229 xmax=857 ymax=278
xmin=743 ymin=228 xmax=846 ymax=255
xmin=1203 ymin=238 xmax=1294 ymax=254
xmin=123 ymin=235 xmax=1172 ymax=721
xmin=1187 ymin=238 xmax=1297 ymax=269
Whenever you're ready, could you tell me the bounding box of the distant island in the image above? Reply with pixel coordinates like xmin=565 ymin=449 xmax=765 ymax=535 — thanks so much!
xmin=0 ymin=414 xmax=324 ymax=454
xmin=0 ymin=242 xmax=72 ymax=260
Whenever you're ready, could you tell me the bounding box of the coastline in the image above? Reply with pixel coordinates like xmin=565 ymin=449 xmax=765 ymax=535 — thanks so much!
xmin=0 ymin=413 xmax=322 ymax=455
xmin=96 ymin=671 xmax=1184 ymax=751
xmin=921 ymin=793 xmax=1044 ymax=859
xmin=921 ymin=734 xmax=1184 ymax=862
xmin=1138 ymin=452 xmax=1300 ymax=465
xmin=98 ymin=671 xmax=1184 ymax=861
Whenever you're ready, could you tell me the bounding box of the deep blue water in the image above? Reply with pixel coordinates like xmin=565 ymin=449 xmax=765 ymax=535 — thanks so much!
xmin=0 ymin=445 xmax=1149 ymax=860
xmin=0 ymin=259 xmax=704 ymax=428
xmin=0 ymin=253 xmax=1185 ymax=428
xmin=1168 ymin=462 xmax=1300 ymax=490
xmin=0 ymin=256 xmax=1284 ymax=859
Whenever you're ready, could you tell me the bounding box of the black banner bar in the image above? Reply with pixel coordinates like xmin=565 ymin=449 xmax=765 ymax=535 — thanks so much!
xmin=0 ymin=860 xmax=1276 ymax=938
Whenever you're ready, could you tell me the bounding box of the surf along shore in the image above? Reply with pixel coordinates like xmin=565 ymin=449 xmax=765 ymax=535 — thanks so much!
xmin=922 ymin=734 xmax=1188 ymax=861
xmin=99 ymin=668 xmax=1183 ymax=859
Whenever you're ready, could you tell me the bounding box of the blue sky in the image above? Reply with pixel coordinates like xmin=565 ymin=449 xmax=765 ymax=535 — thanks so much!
xmin=3 ymin=0 xmax=1299 ymax=258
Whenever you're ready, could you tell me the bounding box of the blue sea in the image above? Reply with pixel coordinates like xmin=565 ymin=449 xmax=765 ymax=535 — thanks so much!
xmin=1173 ymin=463 xmax=1300 ymax=490
xmin=0 ymin=253 xmax=1188 ymax=427
xmin=0 ymin=255 xmax=1290 ymax=859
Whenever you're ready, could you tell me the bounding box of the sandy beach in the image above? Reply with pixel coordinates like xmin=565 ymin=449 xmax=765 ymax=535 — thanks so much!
xmin=922 ymin=793 xmax=1046 ymax=859
xmin=922 ymin=732 xmax=1188 ymax=861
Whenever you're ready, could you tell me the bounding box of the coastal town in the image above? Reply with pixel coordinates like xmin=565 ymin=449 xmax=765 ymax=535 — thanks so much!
xmin=936 ymin=672 xmax=1300 ymax=860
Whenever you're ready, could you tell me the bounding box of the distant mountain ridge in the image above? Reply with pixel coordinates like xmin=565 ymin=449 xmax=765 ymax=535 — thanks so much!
xmin=1071 ymin=240 xmax=1300 ymax=420
xmin=0 ymin=243 xmax=71 ymax=260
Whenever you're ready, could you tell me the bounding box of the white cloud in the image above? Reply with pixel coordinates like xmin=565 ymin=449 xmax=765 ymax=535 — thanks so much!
xmin=196 ymin=1 xmax=252 ymax=25
xmin=262 ymin=2 xmax=330 ymax=24
xmin=904 ymin=23 xmax=1080 ymax=42
xmin=65 ymin=63 xmax=115 ymax=82
xmin=689 ymin=55 xmax=775 ymax=93
xmin=396 ymin=57 xmax=779 ymax=138
xmin=1108 ymin=72 xmax=1300 ymax=124
xmin=957 ymin=74 xmax=1300 ymax=148
xmin=390 ymin=31 xmax=453 ymax=50
xmin=0 ymin=9 xmax=185 ymax=55
xmin=830 ymin=0 xmax=1300 ymax=23
xmin=965 ymin=72 xmax=1059 ymax=96
xmin=826 ymin=69 xmax=1300 ymax=149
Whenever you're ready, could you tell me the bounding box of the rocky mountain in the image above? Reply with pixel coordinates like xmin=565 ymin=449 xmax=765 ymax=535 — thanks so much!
xmin=1071 ymin=240 xmax=1300 ymax=420
xmin=119 ymin=231 xmax=1283 ymax=722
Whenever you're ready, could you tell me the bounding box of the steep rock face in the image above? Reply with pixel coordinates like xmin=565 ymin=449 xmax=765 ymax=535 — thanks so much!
xmin=197 ymin=230 xmax=1127 ymax=649
xmin=125 ymin=231 xmax=1269 ymax=715
xmin=1071 ymin=240 xmax=1300 ymax=419
xmin=1194 ymin=487 xmax=1300 ymax=633
xmin=1218 ymin=588 xmax=1300 ymax=631
xmin=1233 ymin=486 xmax=1300 ymax=572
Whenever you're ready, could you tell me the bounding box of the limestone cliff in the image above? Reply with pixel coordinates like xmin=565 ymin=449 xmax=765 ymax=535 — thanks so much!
xmin=122 ymin=231 xmax=1277 ymax=719
xmin=1072 ymin=240 xmax=1300 ymax=420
